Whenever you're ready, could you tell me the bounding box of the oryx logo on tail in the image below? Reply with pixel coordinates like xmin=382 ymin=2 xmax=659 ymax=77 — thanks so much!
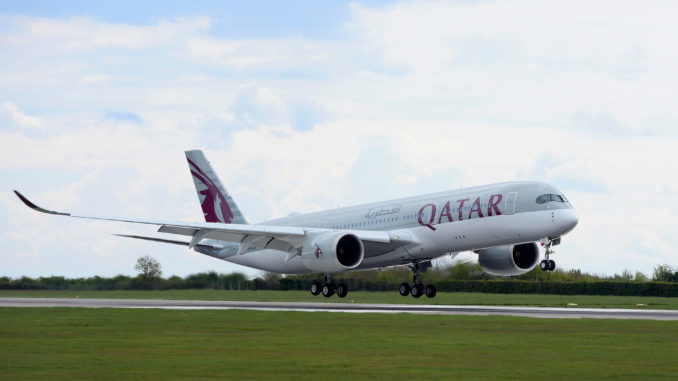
xmin=187 ymin=158 xmax=234 ymax=224
xmin=185 ymin=150 xmax=249 ymax=225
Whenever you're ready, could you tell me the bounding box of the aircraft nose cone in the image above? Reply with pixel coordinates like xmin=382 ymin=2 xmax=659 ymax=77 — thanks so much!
xmin=563 ymin=209 xmax=579 ymax=232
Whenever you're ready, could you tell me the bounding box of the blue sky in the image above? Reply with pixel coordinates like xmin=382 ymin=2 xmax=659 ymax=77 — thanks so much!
xmin=1 ymin=0 xmax=677 ymax=279
xmin=1 ymin=0 xmax=358 ymax=38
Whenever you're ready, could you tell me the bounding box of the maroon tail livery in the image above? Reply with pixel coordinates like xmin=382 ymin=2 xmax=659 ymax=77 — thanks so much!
xmin=185 ymin=150 xmax=248 ymax=225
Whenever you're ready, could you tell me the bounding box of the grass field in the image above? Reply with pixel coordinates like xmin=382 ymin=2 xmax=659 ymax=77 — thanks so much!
xmin=2 ymin=289 xmax=678 ymax=309
xmin=1 ymin=307 xmax=677 ymax=380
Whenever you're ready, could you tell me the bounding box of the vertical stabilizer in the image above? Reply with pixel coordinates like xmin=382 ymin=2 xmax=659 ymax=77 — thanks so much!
xmin=185 ymin=150 xmax=248 ymax=225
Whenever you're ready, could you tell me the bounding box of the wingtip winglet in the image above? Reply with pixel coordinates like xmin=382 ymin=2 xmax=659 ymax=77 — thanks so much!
xmin=14 ymin=190 xmax=37 ymax=209
xmin=13 ymin=190 xmax=69 ymax=216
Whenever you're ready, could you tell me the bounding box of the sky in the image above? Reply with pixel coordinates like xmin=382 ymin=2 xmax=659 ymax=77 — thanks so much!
xmin=1 ymin=0 xmax=677 ymax=279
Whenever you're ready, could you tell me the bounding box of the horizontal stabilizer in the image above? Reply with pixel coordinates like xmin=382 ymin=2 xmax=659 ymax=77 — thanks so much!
xmin=113 ymin=234 xmax=224 ymax=249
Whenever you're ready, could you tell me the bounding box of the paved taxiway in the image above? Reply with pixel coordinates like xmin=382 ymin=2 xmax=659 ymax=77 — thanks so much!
xmin=1 ymin=297 xmax=677 ymax=320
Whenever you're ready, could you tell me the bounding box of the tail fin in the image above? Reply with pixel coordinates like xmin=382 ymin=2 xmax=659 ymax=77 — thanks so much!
xmin=185 ymin=150 xmax=248 ymax=225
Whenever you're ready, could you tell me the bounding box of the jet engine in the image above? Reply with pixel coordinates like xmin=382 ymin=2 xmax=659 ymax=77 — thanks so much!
xmin=477 ymin=243 xmax=540 ymax=276
xmin=300 ymin=232 xmax=364 ymax=273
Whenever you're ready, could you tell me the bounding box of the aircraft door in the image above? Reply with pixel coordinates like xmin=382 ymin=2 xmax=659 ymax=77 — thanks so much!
xmin=505 ymin=192 xmax=517 ymax=215
xmin=311 ymin=220 xmax=327 ymax=228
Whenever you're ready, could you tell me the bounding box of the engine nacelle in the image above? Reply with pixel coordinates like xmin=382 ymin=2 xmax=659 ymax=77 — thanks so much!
xmin=300 ymin=232 xmax=364 ymax=274
xmin=477 ymin=243 xmax=540 ymax=276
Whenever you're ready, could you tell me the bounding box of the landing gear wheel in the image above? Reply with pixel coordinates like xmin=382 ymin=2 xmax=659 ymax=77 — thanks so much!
xmin=548 ymin=260 xmax=556 ymax=271
xmin=411 ymin=284 xmax=423 ymax=298
xmin=399 ymin=282 xmax=410 ymax=296
xmin=322 ymin=283 xmax=334 ymax=298
xmin=540 ymin=260 xmax=548 ymax=271
xmin=336 ymin=283 xmax=348 ymax=298
xmin=310 ymin=280 xmax=321 ymax=296
xmin=425 ymin=284 xmax=437 ymax=298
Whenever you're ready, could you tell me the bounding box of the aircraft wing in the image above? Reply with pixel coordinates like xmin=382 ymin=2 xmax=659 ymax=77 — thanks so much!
xmin=14 ymin=191 xmax=393 ymax=253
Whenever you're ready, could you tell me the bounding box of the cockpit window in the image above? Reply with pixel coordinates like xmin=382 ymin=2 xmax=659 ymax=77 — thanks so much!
xmin=536 ymin=194 xmax=550 ymax=204
xmin=536 ymin=194 xmax=566 ymax=204
xmin=551 ymin=194 xmax=564 ymax=202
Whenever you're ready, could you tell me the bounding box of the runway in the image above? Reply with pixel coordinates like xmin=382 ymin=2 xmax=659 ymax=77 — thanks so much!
xmin=2 ymin=297 xmax=678 ymax=320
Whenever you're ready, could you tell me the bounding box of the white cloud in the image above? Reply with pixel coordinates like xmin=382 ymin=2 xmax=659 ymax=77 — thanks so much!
xmin=2 ymin=16 xmax=210 ymax=50
xmin=187 ymin=37 xmax=340 ymax=70
xmin=80 ymin=74 xmax=110 ymax=84
xmin=345 ymin=0 xmax=678 ymax=134
xmin=1 ymin=102 xmax=44 ymax=131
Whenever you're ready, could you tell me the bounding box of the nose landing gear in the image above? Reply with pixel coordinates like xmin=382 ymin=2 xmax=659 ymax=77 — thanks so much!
xmin=400 ymin=262 xmax=437 ymax=298
xmin=540 ymin=238 xmax=557 ymax=271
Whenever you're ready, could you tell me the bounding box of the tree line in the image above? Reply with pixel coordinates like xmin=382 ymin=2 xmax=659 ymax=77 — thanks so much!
xmin=2 ymin=263 xmax=678 ymax=296
xmin=0 ymin=272 xmax=255 ymax=291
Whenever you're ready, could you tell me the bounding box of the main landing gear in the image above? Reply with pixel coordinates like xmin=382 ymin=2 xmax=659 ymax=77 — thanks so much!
xmin=399 ymin=262 xmax=437 ymax=298
xmin=310 ymin=275 xmax=348 ymax=298
xmin=539 ymin=238 xmax=559 ymax=272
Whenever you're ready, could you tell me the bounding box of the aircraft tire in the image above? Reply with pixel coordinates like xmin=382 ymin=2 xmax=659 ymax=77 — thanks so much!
xmin=322 ymin=284 xmax=334 ymax=298
xmin=310 ymin=281 xmax=321 ymax=296
xmin=425 ymin=284 xmax=437 ymax=298
xmin=411 ymin=284 xmax=423 ymax=298
xmin=399 ymin=282 xmax=410 ymax=296
xmin=337 ymin=283 xmax=348 ymax=298
xmin=540 ymin=260 xmax=548 ymax=271
xmin=548 ymin=260 xmax=556 ymax=271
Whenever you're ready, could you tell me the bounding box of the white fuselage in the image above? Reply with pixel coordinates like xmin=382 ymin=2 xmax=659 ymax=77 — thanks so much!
xmin=223 ymin=181 xmax=578 ymax=274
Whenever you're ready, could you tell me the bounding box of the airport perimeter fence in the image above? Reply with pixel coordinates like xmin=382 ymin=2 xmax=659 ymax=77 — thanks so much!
xmin=3 ymin=276 xmax=678 ymax=297
xmin=277 ymin=278 xmax=678 ymax=297
xmin=433 ymin=280 xmax=678 ymax=297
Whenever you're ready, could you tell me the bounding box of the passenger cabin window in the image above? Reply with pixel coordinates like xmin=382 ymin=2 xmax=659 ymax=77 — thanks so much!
xmin=536 ymin=194 xmax=566 ymax=204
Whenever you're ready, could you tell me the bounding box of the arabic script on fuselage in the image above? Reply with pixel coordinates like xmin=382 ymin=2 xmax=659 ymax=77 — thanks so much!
xmin=364 ymin=206 xmax=402 ymax=220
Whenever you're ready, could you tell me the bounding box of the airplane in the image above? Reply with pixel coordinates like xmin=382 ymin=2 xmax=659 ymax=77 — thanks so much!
xmin=14 ymin=150 xmax=578 ymax=299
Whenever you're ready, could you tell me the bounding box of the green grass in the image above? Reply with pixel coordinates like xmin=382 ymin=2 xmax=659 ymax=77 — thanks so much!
xmin=0 ymin=308 xmax=677 ymax=380
xmin=1 ymin=289 xmax=678 ymax=309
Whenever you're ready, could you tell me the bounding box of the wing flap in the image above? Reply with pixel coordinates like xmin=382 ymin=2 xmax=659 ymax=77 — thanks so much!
xmin=157 ymin=226 xmax=199 ymax=236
